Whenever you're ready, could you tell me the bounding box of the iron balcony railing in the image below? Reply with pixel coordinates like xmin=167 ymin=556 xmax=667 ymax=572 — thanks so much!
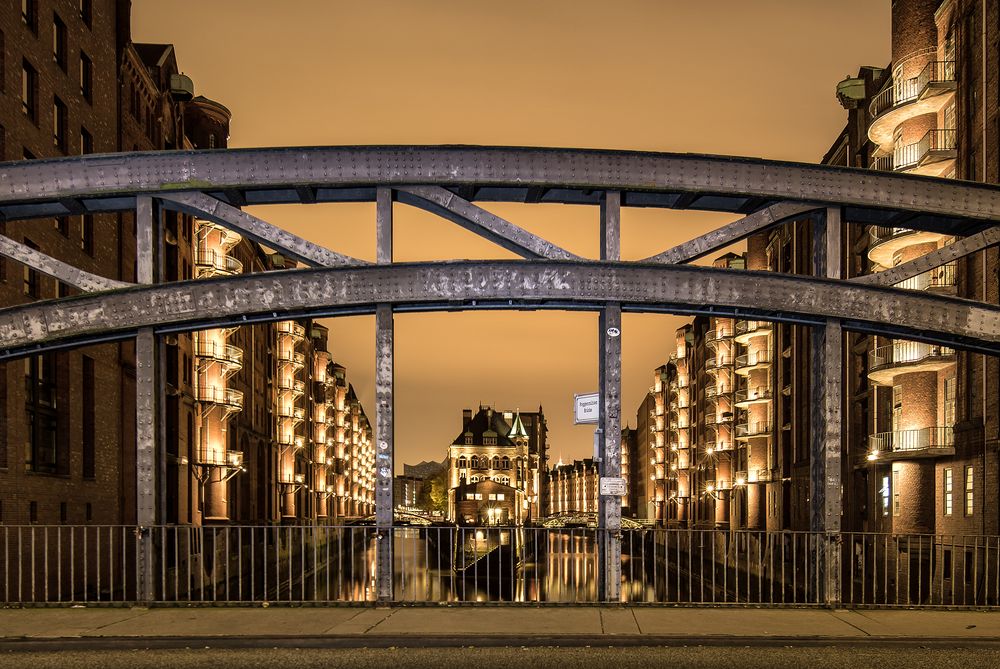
xmin=869 ymin=426 xmax=955 ymax=453
xmin=196 ymin=385 xmax=244 ymax=410
xmin=276 ymin=434 xmax=305 ymax=450
xmin=735 ymin=320 xmax=771 ymax=337
xmin=194 ymin=248 xmax=244 ymax=276
xmin=704 ymin=413 xmax=733 ymax=427
xmin=869 ymin=342 xmax=955 ymax=373
xmin=5 ymin=525 xmax=999 ymax=607
xmin=735 ymin=350 xmax=772 ymax=372
xmin=705 ymin=356 xmax=734 ymax=371
xmin=276 ymin=321 xmax=307 ymax=339
xmin=870 ymin=154 xmax=893 ymax=172
xmin=194 ymin=340 xmax=243 ymax=370
xmin=276 ymin=349 xmax=306 ymax=367
xmin=893 ymin=129 xmax=957 ymax=171
xmin=278 ymin=379 xmax=306 ymax=395
xmin=705 ymin=328 xmax=734 ymax=347
xmin=196 ymin=449 xmax=244 ymax=468
xmin=704 ymin=385 xmax=729 ymax=400
xmin=736 ymin=421 xmax=771 ymax=438
xmin=869 ymin=61 xmax=956 ymax=118
xmin=893 ymin=263 xmax=957 ymax=291
xmin=735 ymin=387 xmax=772 ymax=405
xmin=277 ymin=405 xmax=306 ymax=421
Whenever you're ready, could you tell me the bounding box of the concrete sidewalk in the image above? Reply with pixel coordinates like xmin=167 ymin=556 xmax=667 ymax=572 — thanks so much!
xmin=1 ymin=607 xmax=999 ymax=647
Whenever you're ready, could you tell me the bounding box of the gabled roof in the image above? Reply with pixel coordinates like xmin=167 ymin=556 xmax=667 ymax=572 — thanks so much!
xmin=451 ymin=406 xmax=515 ymax=447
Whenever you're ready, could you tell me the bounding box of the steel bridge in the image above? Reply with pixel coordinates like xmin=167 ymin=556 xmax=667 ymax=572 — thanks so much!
xmin=2 ymin=146 xmax=999 ymax=604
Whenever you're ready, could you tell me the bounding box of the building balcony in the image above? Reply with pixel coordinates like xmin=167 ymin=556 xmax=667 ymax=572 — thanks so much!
xmin=734 ymin=386 xmax=772 ymax=408
xmin=868 ymin=426 xmax=955 ymax=459
xmin=278 ymin=378 xmax=306 ymax=396
xmin=705 ymin=356 xmax=734 ymax=372
xmin=892 ymin=263 xmax=957 ymax=294
xmin=868 ymin=226 xmax=951 ymax=268
xmin=890 ymin=129 xmax=957 ymax=176
xmin=704 ymin=385 xmax=730 ymax=400
xmin=194 ymin=248 xmax=244 ymax=277
xmin=868 ymin=341 xmax=956 ymax=385
xmin=196 ymin=385 xmax=244 ymax=411
xmin=277 ymin=348 xmax=306 ymax=368
xmin=868 ymin=61 xmax=957 ymax=152
xmin=705 ymin=327 xmax=734 ymax=348
xmin=277 ymin=433 xmax=305 ymax=450
xmin=276 ymin=321 xmax=307 ymax=339
xmin=195 ymin=339 xmax=243 ymax=375
xmin=733 ymin=320 xmax=772 ymax=344
xmin=277 ymin=405 xmax=306 ymax=422
xmin=197 ymin=221 xmax=243 ymax=251
xmin=197 ymin=448 xmax=244 ymax=469
xmin=704 ymin=413 xmax=733 ymax=428
xmin=735 ymin=421 xmax=771 ymax=440
xmin=735 ymin=350 xmax=772 ymax=375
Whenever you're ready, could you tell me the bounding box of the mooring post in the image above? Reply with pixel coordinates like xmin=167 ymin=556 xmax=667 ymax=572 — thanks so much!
xmin=598 ymin=191 xmax=623 ymax=603
xmin=375 ymin=187 xmax=395 ymax=603
xmin=810 ymin=206 xmax=844 ymax=606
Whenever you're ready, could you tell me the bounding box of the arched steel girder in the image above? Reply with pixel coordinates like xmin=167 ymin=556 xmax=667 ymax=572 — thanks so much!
xmin=0 ymin=146 xmax=998 ymax=238
xmin=0 ymin=260 xmax=997 ymax=360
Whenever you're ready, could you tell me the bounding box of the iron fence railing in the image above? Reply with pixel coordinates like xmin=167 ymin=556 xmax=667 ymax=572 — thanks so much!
xmin=3 ymin=525 xmax=999 ymax=607
xmin=869 ymin=61 xmax=956 ymax=118
xmin=869 ymin=426 xmax=955 ymax=453
xmin=869 ymin=341 xmax=955 ymax=372
xmin=893 ymin=128 xmax=957 ymax=171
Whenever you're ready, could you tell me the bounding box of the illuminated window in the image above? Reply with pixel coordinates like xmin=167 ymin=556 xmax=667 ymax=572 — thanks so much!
xmin=943 ymin=468 xmax=952 ymax=516
xmin=965 ymin=466 xmax=974 ymax=516
xmin=944 ymin=377 xmax=956 ymax=426
xmin=53 ymin=13 xmax=67 ymax=70
xmin=21 ymin=60 xmax=37 ymax=122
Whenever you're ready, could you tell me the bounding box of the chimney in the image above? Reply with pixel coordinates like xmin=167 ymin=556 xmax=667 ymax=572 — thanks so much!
xmin=463 ymin=409 xmax=472 ymax=429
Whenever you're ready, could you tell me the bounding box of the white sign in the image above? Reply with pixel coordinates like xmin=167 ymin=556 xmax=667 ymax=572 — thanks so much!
xmin=599 ymin=477 xmax=627 ymax=497
xmin=574 ymin=392 xmax=599 ymax=424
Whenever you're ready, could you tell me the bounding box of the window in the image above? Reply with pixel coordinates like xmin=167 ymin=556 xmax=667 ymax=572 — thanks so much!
xmin=469 ymin=455 xmax=479 ymax=469
xmin=892 ymin=469 xmax=900 ymax=516
xmin=82 ymin=356 xmax=95 ymax=478
xmin=56 ymin=216 xmax=69 ymax=237
xmin=79 ymin=0 xmax=92 ymax=27
xmin=21 ymin=60 xmax=38 ymax=122
xmin=29 ymin=501 xmax=37 ymax=524
xmin=891 ymin=385 xmax=902 ymax=432
xmin=944 ymin=377 xmax=956 ymax=426
xmin=23 ymin=239 xmax=40 ymax=298
xmin=80 ymin=214 xmax=94 ymax=255
xmin=80 ymin=126 xmax=92 ymax=155
xmin=22 ymin=1 xmax=37 ymax=34
xmin=965 ymin=466 xmax=974 ymax=516
xmin=80 ymin=51 xmax=92 ymax=102
xmin=944 ymin=468 xmax=953 ymax=516
xmin=53 ymin=97 xmax=67 ymax=151
xmin=25 ymin=354 xmax=59 ymax=474
xmin=53 ymin=13 xmax=67 ymax=70
xmin=208 ymin=134 xmax=216 ymax=148
xmin=457 ymin=456 xmax=467 ymax=469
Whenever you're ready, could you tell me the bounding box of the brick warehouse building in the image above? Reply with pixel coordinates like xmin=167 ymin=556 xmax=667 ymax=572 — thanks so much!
xmin=0 ymin=1 xmax=375 ymax=530
xmin=643 ymin=0 xmax=999 ymax=602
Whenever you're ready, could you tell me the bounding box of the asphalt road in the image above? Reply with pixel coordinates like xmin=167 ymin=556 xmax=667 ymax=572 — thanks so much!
xmin=2 ymin=647 xmax=1000 ymax=669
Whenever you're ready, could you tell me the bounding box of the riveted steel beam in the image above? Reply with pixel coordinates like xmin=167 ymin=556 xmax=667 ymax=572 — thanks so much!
xmin=641 ymin=202 xmax=821 ymax=264
xmin=375 ymin=304 xmax=394 ymax=602
xmin=0 ymin=234 xmax=130 ymax=292
xmin=159 ymin=191 xmax=368 ymax=268
xmin=1 ymin=261 xmax=999 ymax=359
xmin=853 ymin=227 xmax=1000 ymax=286
xmin=811 ymin=206 xmax=843 ymax=606
xmin=0 ymin=148 xmax=999 ymax=238
xmin=397 ymin=185 xmax=579 ymax=260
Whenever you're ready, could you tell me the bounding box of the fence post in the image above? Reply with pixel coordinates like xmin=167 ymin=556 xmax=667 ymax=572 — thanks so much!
xmin=375 ymin=188 xmax=395 ymax=603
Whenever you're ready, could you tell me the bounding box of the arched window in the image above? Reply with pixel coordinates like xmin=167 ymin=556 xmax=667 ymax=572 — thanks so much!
xmin=501 ymin=457 xmax=510 ymax=469
xmin=470 ymin=455 xmax=479 ymax=469
xmin=470 ymin=475 xmax=479 ymax=483
xmin=458 ymin=456 xmax=467 ymax=469
xmin=492 ymin=456 xmax=501 ymax=469
xmin=501 ymin=476 xmax=510 ymax=485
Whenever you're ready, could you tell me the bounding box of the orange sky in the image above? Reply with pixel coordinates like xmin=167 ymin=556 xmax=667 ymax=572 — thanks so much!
xmin=132 ymin=0 xmax=890 ymax=470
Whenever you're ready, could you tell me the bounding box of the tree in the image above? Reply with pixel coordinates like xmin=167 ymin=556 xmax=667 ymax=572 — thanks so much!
xmin=418 ymin=467 xmax=449 ymax=514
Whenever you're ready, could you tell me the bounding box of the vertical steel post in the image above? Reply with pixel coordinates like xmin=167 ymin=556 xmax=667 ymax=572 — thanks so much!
xmin=810 ymin=206 xmax=843 ymax=606
xmin=135 ymin=195 xmax=157 ymax=603
xmin=598 ymin=191 xmax=622 ymax=602
xmin=375 ymin=187 xmax=394 ymax=603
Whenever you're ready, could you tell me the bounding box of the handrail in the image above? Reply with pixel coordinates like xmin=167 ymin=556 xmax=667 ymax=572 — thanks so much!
xmin=870 ymin=61 xmax=956 ymax=118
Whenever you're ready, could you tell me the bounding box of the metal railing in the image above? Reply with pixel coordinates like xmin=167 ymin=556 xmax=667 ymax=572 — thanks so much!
xmin=893 ymin=129 xmax=957 ymax=171
xmin=278 ymin=379 xmax=306 ymax=395
xmin=195 ymin=385 xmax=244 ymax=410
xmin=277 ymin=405 xmax=306 ymax=421
xmin=735 ymin=350 xmax=771 ymax=371
xmin=194 ymin=248 xmax=244 ymax=276
xmin=705 ymin=356 xmax=733 ymax=371
xmin=869 ymin=426 xmax=955 ymax=453
xmin=5 ymin=526 xmax=997 ymax=607
xmin=869 ymin=61 xmax=956 ymax=118
xmin=735 ymin=387 xmax=772 ymax=405
xmin=893 ymin=263 xmax=957 ymax=291
xmin=276 ymin=321 xmax=307 ymax=339
xmin=736 ymin=421 xmax=771 ymax=438
xmin=194 ymin=340 xmax=244 ymax=370
xmin=276 ymin=349 xmax=306 ymax=367
xmin=735 ymin=320 xmax=771 ymax=337
xmin=705 ymin=328 xmax=733 ymax=346
xmin=869 ymin=341 xmax=955 ymax=372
